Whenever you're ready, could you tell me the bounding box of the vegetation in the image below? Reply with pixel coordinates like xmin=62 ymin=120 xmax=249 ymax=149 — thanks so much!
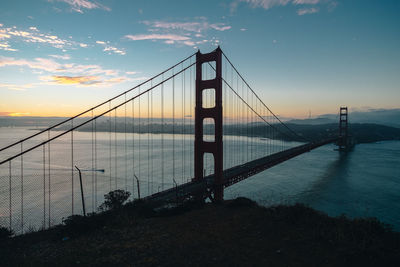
xmin=0 ymin=226 xmax=13 ymax=240
xmin=98 ymin=189 xmax=131 ymax=211
xmin=0 ymin=197 xmax=399 ymax=266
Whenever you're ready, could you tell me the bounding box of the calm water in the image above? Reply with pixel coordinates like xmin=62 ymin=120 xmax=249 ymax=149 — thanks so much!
xmin=1 ymin=127 xmax=399 ymax=231
xmin=226 ymin=140 xmax=400 ymax=230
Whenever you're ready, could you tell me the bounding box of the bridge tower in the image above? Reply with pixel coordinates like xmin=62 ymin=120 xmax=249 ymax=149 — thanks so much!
xmin=194 ymin=47 xmax=223 ymax=202
xmin=338 ymin=106 xmax=349 ymax=151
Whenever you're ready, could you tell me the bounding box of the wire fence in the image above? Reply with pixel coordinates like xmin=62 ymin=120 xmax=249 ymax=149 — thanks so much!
xmin=0 ymin=53 xmax=197 ymax=235
xmin=0 ymin=48 xmax=306 ymax=235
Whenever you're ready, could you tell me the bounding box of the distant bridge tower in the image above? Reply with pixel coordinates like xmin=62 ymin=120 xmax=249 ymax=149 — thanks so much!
xmin=338 ymin=106 xmax=350 ymax=151
xmin=194 ymin=47 xmax=223 ymax=202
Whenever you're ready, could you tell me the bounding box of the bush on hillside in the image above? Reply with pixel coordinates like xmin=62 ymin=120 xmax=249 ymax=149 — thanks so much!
xmin=98 ymin=190 xmax=131 ymax=211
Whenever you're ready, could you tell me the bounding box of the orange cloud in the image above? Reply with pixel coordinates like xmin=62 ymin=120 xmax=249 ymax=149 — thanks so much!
xmin=8 ymin=112 xmax=31 ymax=117
xmin=50 ymin=75 xmax=101 ymax=85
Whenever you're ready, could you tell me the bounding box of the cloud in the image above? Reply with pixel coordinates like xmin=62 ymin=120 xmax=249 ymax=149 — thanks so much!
xmin=103 ymin=46 xmax=126 ymax=55
xmin=7 ymin=112 xmax=31 ymax=117
xmin=125 ymin=34 xmax=189 ymax=42
xmin=44 ymin=75 xmax=101 ymax=85
xmin=0 ymin=56 xmax=62 ymax=72
xmin=0 ymin=24 xmax=84 ymax=50
xmin=127 ymin=18 xmax=229 ymax=48
xmin=104 ymin=77 xmax=127 ymax=84
xmin=130 ymin=76 xmax=149 ymax=82
xmin=297 ymin=7 xmax=319 ymax=15
xmin=125 ymin=33 xmax=190 ymax=42
xmin=232 ymin=0 xmax=327 ymax=12
xmin=0 ymin=56 xmax=128 ymax=88
xmin=0 ymin=82 xmax=34 ymax=91
xmin=0 ymin=32 xmax=11 ymax=39
xmin=237 ymin=0 xmax=291 ymax=10
xmin=40 ymin=75 xmax=130 ymax=87
xmin=125 ymin=33 xmax=198 ymax=47
xmin=209 ymin=24 xmax=231 ymax=31
xmin=50 ymin=0 xmax=111 ymax=13
xmin=292 ymin=0 xmax=319 ymax=4
xmin=95 ymin=40 xmax=126 ymax=55
xmin=57 ymin=62 xmax=118 ymax=76
xmin=49 ymin=54 xmax=71 ymax=60
xmin=126 ymin=71 xmax=138 ymax=75
xmin=183 ymin=40 xmax=195 ymax=46
xmin=142 ymin=20 xmax=231 ymax=33
xmin=0 ymin=42 xmax=17 ymax=51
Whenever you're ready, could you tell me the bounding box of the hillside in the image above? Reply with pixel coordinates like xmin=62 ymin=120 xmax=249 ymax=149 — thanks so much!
xmin=287 ymin=123 xmax=400 ymax=143
xmin=1 ymin=198 xmax=399 ymax=266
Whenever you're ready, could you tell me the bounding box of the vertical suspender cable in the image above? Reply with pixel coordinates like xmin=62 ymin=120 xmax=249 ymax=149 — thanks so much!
xmin=48 ymin=130 xmax=51 ymax=227
xmin=94 ymin=117 xmax=97 ymax=207
xmin=92 ymin=110 xmax=94 ymax=211
xmin=132 ymin=98 xmax=135 ymax=198
xmin=109 ymin=101 xmax=112 ymax=191
xmin=150 ymin=80 xmax=154 ymax=193
xmin=189 ymin=60 xmax=193 ymax=178
xmin=20 ymin=142 xmax=23 ymax=233
xmin=71 ymin=120 xmax=74 ymax=214
xmin=172 ymin=69 xmax=175 ymax=184
xmin=114 ymin=108 xmax=117 ymax=189
xmin=125 ymin=94 xmax=127 ymax=191
xmin=161 ymin=74 xmax=164 ymax=190
xmin=138 ymin=86 xmax=141 ymax=189
xmin=147 ymin=81 xmax=150 ymax=194
xmin=182 ymin=63 xmax=185 ymax=183
xmin=43 ymin=145 xmax=46 ymax=228
xmin=9 ymin=161 xmax=12 ymax=230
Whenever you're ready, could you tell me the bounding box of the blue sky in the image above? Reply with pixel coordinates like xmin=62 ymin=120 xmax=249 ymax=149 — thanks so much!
xmin=0 ymin=0 xmax=399 ymax=117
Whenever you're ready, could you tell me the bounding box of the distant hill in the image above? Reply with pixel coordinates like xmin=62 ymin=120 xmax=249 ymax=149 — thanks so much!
xmin=52 ymin=120 xmax=400 ymax=144
xmin=289 ymin=109 xmax=400 ymax=128
xmin=0 ymin=116 xmax=71 ymax=128
xmin=286 ymin=117 xmax=336 ymax=125
xmin=286 ymin=123 xmax=400 ymax=143
xmin=1 ymin=112 xmax=400 ymax=145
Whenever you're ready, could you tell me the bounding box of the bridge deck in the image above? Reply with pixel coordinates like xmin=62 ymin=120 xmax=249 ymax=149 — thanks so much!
xmin=145 ymin=138 xmax=338 ymax=204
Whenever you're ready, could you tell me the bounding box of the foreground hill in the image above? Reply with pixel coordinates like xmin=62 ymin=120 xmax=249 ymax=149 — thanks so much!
xmin=1 ymin=198 xmax=399 ymax=266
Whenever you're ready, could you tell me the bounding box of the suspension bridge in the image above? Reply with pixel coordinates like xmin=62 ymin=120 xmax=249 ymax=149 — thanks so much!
xmin=0 ymin=47 xmax=350 ymax=234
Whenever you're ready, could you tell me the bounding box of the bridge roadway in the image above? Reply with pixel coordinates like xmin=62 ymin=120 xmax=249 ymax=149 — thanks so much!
xmin=144 ymin=138 xmax=338 ymax=204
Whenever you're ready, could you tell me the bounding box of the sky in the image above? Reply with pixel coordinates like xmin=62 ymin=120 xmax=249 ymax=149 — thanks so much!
xmin=0 ymin=0 xmax=399 ymax=118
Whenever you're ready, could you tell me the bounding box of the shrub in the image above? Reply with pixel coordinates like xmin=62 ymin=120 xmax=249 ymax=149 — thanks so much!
xmin=0 ymin=226 xmax=14 ymax=239
xmin=62 ymin=215 xmax=92 ymax=236
xmin=98 ymin=190 xmax=131 ymax=211
xmin=227 ymin=197 xmax=257 ymax=208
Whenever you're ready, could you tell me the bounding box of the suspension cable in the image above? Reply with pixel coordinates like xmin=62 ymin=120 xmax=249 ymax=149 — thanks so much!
xmin=221 ymin=51 xmax=308 ymax=142
xmin=0 ymin=52 xmax=197 ymax=153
